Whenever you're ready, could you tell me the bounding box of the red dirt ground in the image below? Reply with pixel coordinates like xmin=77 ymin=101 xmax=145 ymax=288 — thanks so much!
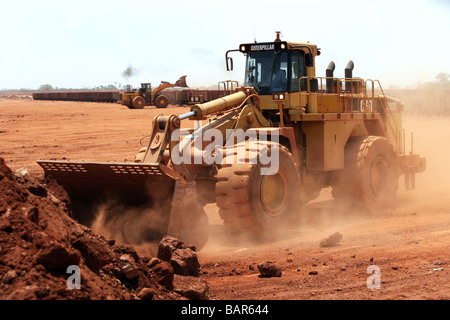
xmin=1 ymin=98 xmax=449 ymax=300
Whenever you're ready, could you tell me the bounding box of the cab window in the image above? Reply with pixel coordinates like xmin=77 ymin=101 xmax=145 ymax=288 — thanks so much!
xmin=290 ymin=51 xmax=306 ymax=92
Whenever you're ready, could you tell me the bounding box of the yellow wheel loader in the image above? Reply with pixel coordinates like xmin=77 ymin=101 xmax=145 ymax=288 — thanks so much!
xmin=119 ymin=75 xmax=188 ymax=109
xmin=38 ymin=32 xmax=425 ymax=250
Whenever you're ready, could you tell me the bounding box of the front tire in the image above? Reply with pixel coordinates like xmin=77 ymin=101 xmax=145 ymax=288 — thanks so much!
xmin=215 ymin=144 xmax=300 ymax=238
xmin=132 ymin=96 xmax=146 ymax=109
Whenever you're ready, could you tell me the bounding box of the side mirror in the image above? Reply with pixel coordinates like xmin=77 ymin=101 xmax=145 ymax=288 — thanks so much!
xmin=305 ymin=53 xmax=314 ymax=67
xmin=227 ymin=57 xmax=234 ymax=71
xmin=225 ymin=49 xmax=239 ymax=71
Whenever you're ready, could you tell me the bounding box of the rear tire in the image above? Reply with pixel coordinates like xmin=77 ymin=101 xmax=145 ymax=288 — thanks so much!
xmin=215 ymin=144 xmax=300 ymax=238
xmin=331 ymin=136 xmax=399 ymax=212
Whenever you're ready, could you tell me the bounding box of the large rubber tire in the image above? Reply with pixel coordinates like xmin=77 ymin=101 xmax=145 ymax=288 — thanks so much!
xmin=331 ymin=136 xmax=399 ymax=212
xmin=154 ymin=95 xmax=169 ymax=108
xmin=215 ymin=144 xmax=300 ymax=238
xmin=132 ymin=96 xmax=146 ymax=109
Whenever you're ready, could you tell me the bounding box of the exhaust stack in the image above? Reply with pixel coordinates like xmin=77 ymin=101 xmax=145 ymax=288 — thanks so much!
xmin=345 ymin=60 xmax=354 ymax=92
xmin=326 ymin=61 xmax=335 ymax=93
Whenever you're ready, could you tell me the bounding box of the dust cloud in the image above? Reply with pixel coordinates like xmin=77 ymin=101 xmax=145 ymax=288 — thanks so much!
xmin=95 ymin=92 xmax=450 ymax=256
xmin=396 ymin=115 xmax=450 ymax=211
xmin=202 ymin=112 xmax=450 ymax=255
xmin=295 ymin=114 xmax=450 ymax=244
xmin=90 ymin=200 xmax=170 ymax=257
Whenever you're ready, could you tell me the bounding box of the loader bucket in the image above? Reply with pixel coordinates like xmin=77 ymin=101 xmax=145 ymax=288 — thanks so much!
xmin=175 ymin=75 xmax=188 ymax=88
xmin=37 ymin=160 xmax=209 ymax=249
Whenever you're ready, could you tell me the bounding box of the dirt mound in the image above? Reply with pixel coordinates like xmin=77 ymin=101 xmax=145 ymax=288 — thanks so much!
xmin=0 ymin=157 xmax=198 ymax=300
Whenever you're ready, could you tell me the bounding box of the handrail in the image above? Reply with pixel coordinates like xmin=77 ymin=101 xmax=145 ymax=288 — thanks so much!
xmin=299 ymin=76 xmax=365 ymax=116
xmin=365 ymin=79 xmax=400 ymax=152
xmin=296 ymin=76 xmax=403 ymax=154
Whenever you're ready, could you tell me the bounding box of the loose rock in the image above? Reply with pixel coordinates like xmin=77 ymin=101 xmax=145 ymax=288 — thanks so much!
xmin=157 ymin=236 xmax=185 ymax=262
xmin=138 ymin=287 xmax=156 ymax=300
xmin=148 ymin=258 xmax=174 ymax=290
xmin=170 ymin=248 xmax=200 ymax=277
xmin=2 ymin=270 xmax=18 ymax=284
xmin=119 ymin=254 xmax=139 ymax=280
xmin=36 ymin=243 xmax=80 ymax=271
xmin=173 ymin=275 xmax=209 ymax=300
xmin=25 ymin=206 xmax=39 ymax=224
xmin=257 ymin=261 xmax=282 ymax=277
xmin=157 ymin=235 xmax=196 ymax=261
xmin=72 ymin=234 xmax=115 ymax=271
xmin=157 ymin=236 xmax=200 ymax=277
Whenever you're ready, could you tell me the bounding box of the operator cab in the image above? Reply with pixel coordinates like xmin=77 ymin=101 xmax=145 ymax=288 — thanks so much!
xmin=226 ymin=32 xmax=320 ymax=111
xmin=242 ymin=47 xmax=307 ymax=95
xmin=235 ymin=32 xmax=319 ymax=96
xmin=232 ymin=31 xmax=320 ymax=95
xmin=141 ymin=83 xmax=152 ymax=91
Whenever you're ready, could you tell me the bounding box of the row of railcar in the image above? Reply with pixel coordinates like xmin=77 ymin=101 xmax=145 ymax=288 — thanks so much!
xmin=32 ymin=88 xmax=238 ymax=105
xmin=32 ymin=91 xmax=120 ymax=103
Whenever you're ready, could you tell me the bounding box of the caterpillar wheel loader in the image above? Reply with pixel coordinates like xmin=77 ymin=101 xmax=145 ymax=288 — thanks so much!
xmin=37 ymin=32 xmax=426 ymax=250
xmin=119 ymin=75 xmax=188 ymax=109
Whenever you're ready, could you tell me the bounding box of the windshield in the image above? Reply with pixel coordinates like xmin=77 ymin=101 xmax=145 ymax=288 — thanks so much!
xmin=244 ymin=51 xmax=288 ymax=95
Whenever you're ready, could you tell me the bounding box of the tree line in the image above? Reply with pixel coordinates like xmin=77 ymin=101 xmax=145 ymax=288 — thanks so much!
xmin=37 ymin=83 xmax=124 ymax=91
xmin=421 ymin=73 xmax=450 ymax=89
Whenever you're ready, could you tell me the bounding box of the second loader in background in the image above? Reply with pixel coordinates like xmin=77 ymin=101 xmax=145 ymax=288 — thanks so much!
xmin=37 ymin=32 xmax=426 ymax=250
xmin=119 ymin=75 xmax=188 ymax=109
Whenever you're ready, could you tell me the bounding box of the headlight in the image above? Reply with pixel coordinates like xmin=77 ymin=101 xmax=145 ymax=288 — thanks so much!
xmin=272 ymin=92 xmax=286 ymax=101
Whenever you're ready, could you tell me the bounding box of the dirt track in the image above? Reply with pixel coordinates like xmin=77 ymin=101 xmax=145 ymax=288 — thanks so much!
xmin=1 ymin=98 xmax=449 ymax=300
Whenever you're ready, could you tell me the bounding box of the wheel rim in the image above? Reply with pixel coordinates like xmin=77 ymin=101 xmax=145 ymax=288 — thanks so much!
xmin=133 ymin=97 xmax=145 ymax=108
xmin=155 ymin=96 xmax=168 ymax=108
xmin=369 ymin=155 xmax=389 ymax=195
xmin=260 ymin=168 xmax=288 ymax=217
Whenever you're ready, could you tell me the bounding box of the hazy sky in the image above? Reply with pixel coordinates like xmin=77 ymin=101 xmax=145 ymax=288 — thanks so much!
xmin=1 ymin=0 xmax=449 ymax=90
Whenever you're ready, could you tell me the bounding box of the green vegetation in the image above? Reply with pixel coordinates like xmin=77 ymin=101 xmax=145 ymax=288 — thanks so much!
xmin=422 ymin=73 xmax=450 ymax=89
